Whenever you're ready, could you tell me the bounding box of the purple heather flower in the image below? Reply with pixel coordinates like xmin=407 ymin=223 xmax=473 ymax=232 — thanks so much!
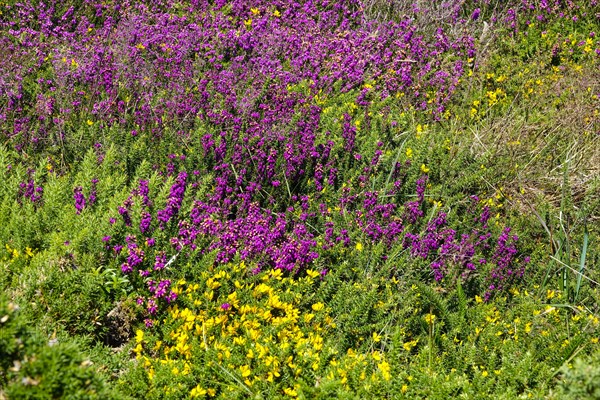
xmin=147 ymin=299 xmax=158 ymax=315
xmin=73 ymin=187 xmax=86 ymax=214
xmin=139 ymin=212 xmax=152 ymax=234
xmin=121 ymin=262 xmax=132 ymax=274
xmin=166 ymin=291 xmax=177 ymax=303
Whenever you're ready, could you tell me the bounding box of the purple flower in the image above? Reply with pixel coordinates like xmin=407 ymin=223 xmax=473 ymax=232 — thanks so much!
xmin=147 ymin=299 xmax=158 ymax=315
xmin=139 ymin=212 xmax=152 ymax=234
xmin=166 ymin=292 xmax=177 ymax=303
xmin=121 ymin=262 xmax=132 ymax=274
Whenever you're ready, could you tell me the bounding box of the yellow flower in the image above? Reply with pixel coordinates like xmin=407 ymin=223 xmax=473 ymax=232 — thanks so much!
xmin=420 ymin=164 xmax=430 ymax=173
xmin=306 ymin=269 xmax=320 ymax=279
xmin=372 ymin=332 xmax=382 ymax=343
xmin=133 ymin=343 xmax=143 ymax=357
xmin=135 ymin=329 xmax=144 ymax=343
xmin=239 ymin=365 xmax=251 ymax=378
xmin=405 ymin=148 xmax=413 ymax=158
xmin=312 ymin=302 xmax=324 ymax=312
xmin=355 ymin=242 xmax=363 ymax=251
xmin=378 ymin=361 xmax=391 ymax=381
xmin=233 ymin=336 xmax=246 ymax=346
xmin=403 ymin=339 xmax=418 ymax=351
xmin=424 ymin=313 xmax=436 ymax=324
xmin=270 ymin=269 xmax=283 ymax=280
xmin=190 ymin=385 xmax=207 ymax=397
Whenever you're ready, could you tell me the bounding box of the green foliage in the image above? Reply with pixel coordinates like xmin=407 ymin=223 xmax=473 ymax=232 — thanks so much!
xmin=553 ymin=350 xmax=600 ymax=400
xmin=0 ymin=294 xmax=120 ymax=399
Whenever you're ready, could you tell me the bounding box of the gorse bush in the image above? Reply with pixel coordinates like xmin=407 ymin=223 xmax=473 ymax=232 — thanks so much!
xmin=0 ymin=0 xmax=599 ymax=398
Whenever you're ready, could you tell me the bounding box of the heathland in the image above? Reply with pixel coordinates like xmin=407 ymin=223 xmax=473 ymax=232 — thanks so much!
xmin=0 ymin=1 xmax=599 ymax=398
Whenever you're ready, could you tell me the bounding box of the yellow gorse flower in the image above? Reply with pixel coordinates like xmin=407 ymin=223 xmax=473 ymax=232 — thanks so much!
xmin=424 ymin=313 xmax=436 ymax=324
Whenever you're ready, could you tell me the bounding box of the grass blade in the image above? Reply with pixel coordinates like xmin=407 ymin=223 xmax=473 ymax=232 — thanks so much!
xmin=574 ymin=225 xmax=589 ymax=303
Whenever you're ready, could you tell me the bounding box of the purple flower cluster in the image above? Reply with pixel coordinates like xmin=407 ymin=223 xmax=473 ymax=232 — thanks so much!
xmin=18 ymin=171 xmax=44 ymax=206
xmin=186 ymin=202 xmax=319 ymax=271
xmin=485 ymin=228 xmax=529 ymax=300
xmin=73 ymin=178 xmax=98 ymax=214
xmin=1 ymin=0 xmax=481 ymax=154
xmin=157 ymin=171 xmax=187 ymax=228
xmin=73 ymin=187 xmax=86 ymax=215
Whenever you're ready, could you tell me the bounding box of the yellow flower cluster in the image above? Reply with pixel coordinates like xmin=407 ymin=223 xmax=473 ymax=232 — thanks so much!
xmin=133 ymin=262 xmax=397 ymax=398
xmin=4 ymin=244 xmax=34 ymax=260
xmin=124 ymin=258 xmax=600 ymax=400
